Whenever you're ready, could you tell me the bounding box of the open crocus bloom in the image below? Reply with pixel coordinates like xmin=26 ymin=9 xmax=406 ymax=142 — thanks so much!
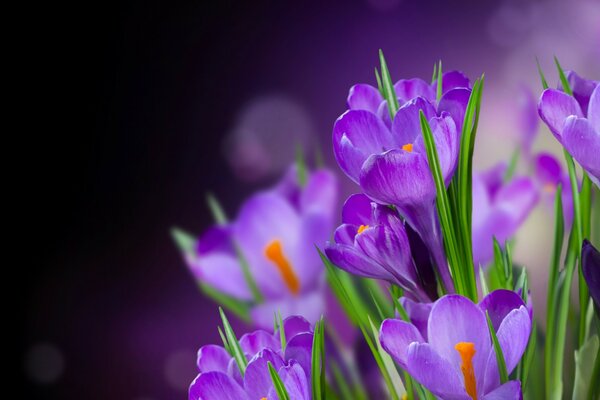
xmin=189 ymin=316 xmax=313 ymax=400
xmin=380 ymin=290 xmax=531 ymax=400
xmin=582 ymin=240 xmax=600 ymax=313
xmin=538 ymin=73 xmax=599 ymax=187
xmin=472 ymin=163 xmax=538 ymax=266
xmin=533 ymin=153 xmax=574 ymax=227
xmin=186 ymin=166 xmax=338 ymax=328
xmin=324 ymin=193 xmax=433 ymax=301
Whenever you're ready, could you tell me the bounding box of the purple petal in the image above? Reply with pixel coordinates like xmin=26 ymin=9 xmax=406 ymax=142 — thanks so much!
xmin=341 ymin=193 xmax=372 ymax=226
xmin=189 ymin=371 xmax=249 ymax=400
xmin=562 ymin=116 xmax=600 ymax=180
xmin=480 ymin=162 xmax=508 ymax=199
xmin=333 ymin=224 xmax=359 ymax=246
xmin=394 ymin=78 xmax=435 ymax=102
xmin=406 ymin=342 xmax=471 ymax=400
xmin=538 ymin=88 xmax=584 ymax=140
xmin=359 ymin=149 xmax=436 ymax=207
xmin=332 ymin=109 xmax=395 ymax=183
xmin=391 ymin=97 xmax=437 ymax=145
xmin=495 ymin=177 xmax=539 ymax=229
xmin=291 ymin=212 xmax=331 ymax=290
xmin=438 ymin=70 xmax=471 ymax=93
xmin=197 ymin=226 xmax=233 ymax=255
xmin=272 ymin=165 xmax=302 ymax=206
xmin=243 ymin=349 xmax=285 ymax=400
xmin=589 ymin=85 xmax=599 ymax=132
xmin=250 ymin=290 xmax=324 ymax=329
xmin=482 ymin=380 xmax=522 ymax=400
xmin=438 ymin=88 xmax=471 ymax=134
xmin=379 ymin=318 xmax=424 ymax=369
xmin=534 ymin=153 xmax=563 ymax=185
xmin=413 ymin=113 xmax=459 ymax=183
xmin=325 ymin=242 xmax=397 ymax=281
xmin=197 ymin=344 xmax=231 ymax=373
xmin=582 ymin=240 xmax=600 ymax=310
xmin=565 ymin=71 xmax=598 ymax=116
xmin=239 ymin=330 xmax=279 ymax=357
xmin=516 ymin=85 xmax=539 ymax=151
xmin=427 ymin=295 xmax=491 ymax=389
xmin=280 ymin=315 xmax=312 ymax=341
xmin=300 ymin=169 xmax=338 ymax=218
xmin=482 ymin=306 xmax=531 ymax=394
xmin=479 ymin=289 xmax=527 ymax=331
xmin=347 ymin=84 xmax=384 ymax=113
xmin=188 ymin=253 xmax=252 ymax=300
xmin=377 ymin=99 xmax=393 ymax=129
xmin=400 ymin=297 xmax=433 ymax=340
xmin=268 ymin=361 xmax=310 ymax=400
xmin=284 ymin=332 xmax=313 ymax=374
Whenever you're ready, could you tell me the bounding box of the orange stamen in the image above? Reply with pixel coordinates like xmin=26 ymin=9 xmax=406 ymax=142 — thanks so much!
xmin=264 ymin=239 xmax=300 ymax=295
xmin=402 ymin=143 xmax=413 ymax=152
xmin=455 ymin=342 xmax=478 ymax=400
xmin=357 ymin=224 xmax=369 ymax=234
xmin=543 ymin=183 xmax=556 ymax=193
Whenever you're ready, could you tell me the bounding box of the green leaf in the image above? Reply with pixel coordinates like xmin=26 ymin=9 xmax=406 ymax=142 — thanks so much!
xmin=233 ymin=242 xmax=264 ymax=303
xmin=368 ymin=316 xmax=405 ymax=397
xmin=517 ymin=324 xmax=537 ymax=388
xmin=554 ymin=56 xmax=573 ymax=96
xmin=378 ymin=49 xmax=399 ymax=118
xmin=572 ymin=334 xmax=599 ymax=400
xmin=219 ymin=307 xmax=248 ymax=375
xmin=295 ymin=144 xmax=308 ymax=187
xmin=206 ymin=192 xmax=228 ymax=225
xmin=479 ymin=266 xmax=489 ymax=297
xmin=199 ymin=283 xmax=250 ymax=323
xmin=431 ymin=61 xmax=437 ymax=84
xmin=486 ymin=311 xmax=508 ymax=384
xmin=436 ymin=60 xmax=443 ymax=102
xmin=310 ymin=317 xmax=325 ymax=400
xmin=268 ymin=361 xmax=291 ymax=400
xmin=375 ymin=68 xmax=383 ymax=94
xmin=218 ymin=326 xmax=232 ymax=355
xmin=170 ymin=227 xmax=196 ymax=254
xmin=504 ymin=148 xmax=520 ymax=183
xmin=275 ymin=310 xmax=287 ymax=352
xmin=536 ymin=57 xmax=549 ymax=90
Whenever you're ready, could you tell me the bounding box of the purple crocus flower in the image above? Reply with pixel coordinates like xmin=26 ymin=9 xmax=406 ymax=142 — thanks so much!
xmin=333 ymin=72 xmax=471 ymax=292
xmin=538 ymin=72 xmax=599 ymax=187
xmin=533 ymin=153 xmax=574 ymax=227
xmin=380 ymin=290 xmax=531 ymax=400
xmin=324 ymin=193 xmax=433 ymax=301
xmin=515 ymin=85 xmax=539 ymax=156
xmin=472 ymin=163 xmax=539 ymax=266
xmin=582 ymin=240 xmax=600 ymax=313
xmin=189 ymin=315 xmax=313 ymax=400
xmin=186 ymin=166 xmax=338 ymax=328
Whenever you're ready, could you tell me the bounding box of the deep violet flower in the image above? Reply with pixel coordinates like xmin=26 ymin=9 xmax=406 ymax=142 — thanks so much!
xmin=380 ymin=290 xmax=531 ymax=400
xmin=582 ymin=240 xmax=600 ymax=313
xmin=533 ymin=153 xmax=574 ymax=227
xmin=189 ymin=316 xmax=313 ymax=400
xmin=538 ymin=72 xmax=599 ymax=187
xmin=324 ymin=194 xmax=432 ymax=301
xmin=333 ymin=73 xmax=471 ymax=291
xmin=185 ymin=166 xmax=338 ymax=328
xmin=472 ymin=163 xmax=538 ymax=266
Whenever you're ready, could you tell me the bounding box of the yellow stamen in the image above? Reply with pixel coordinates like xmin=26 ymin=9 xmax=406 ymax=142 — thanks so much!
xmin=264 ymin=239 xmax=300 ymax=295
xmin=455 ymin=342 xmax=477 ymax=400
xmin=357 ymin=224 xmax=369 ymax=234
xmin=260 ymin=398 xmax=267 ymax=400
xmin=402 ymin=143 xmax=413 ymax=152
xmin=402 ymin=395 xmax=408 ymax=400
xmin=543 ymin=183 xmax=556 ymax=193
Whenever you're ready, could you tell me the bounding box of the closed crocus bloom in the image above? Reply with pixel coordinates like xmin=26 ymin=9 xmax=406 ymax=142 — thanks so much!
xmin=533 ymin=153 xmax=574 ymax=227
xmin=380 ymin=290 xmax=531 ymax=400
xmin=471 ymin=163 xmax=539 ymax=266
xmin=325 ymin=194 xmax=431 ymax=301
xmin=186 ymin=166 xmax=338 ymax=328
xmin=582 ymin=240 xmax=600 ymax=313
xmin=189 ymin=316 xmax=313 ymax=400
xmin=538 ymin=74 xmax=600 ymax=187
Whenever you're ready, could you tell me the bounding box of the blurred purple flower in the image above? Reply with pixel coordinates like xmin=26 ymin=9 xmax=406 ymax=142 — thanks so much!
xmin=533 ymin=153 xmax=574 ymax=227
xmin=515 ymin=85 xmax=539 ymax=155
xmin=186 ymin=166 xmax=338 ymax=328
xmin=582 ymin=240 xmax=600 ymax=314
xmin=472 ymin=163 xmax=539 ymax=266
xmin=538 ymin=72 xmax=599 ymax=187
xmin=333 ymin=72 xmax=471 ymax=292
xmin=324 ymin=194 xmax=432 ymax=301
xmin=189 ymin=316 xmax=313 ymax=400
xmin=380 ymin=290 xmax=531 ymax=400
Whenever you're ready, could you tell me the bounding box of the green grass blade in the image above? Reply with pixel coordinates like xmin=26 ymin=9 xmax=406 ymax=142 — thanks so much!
xmin=295 ymin=144 xmax=308 ymax=187
xmin=268 ymin=361 xmax=291 ymax=400
xmin=171 ymin=227 xmax=196 ymax=254
xmin=536 ymin=57 xmax=549 ymax=90
xmin=504 ymin=148 xmax=520 ymax=183
xmin=431 ymin=61 xmax=437 ymax=84
xmin=554 ymin=56 xmax=573 ymax=96
xmin=199 ymin=283 xmax=250 ymax=323
xmin=486 ymin=311 xmax=509 ymax=384
xmin=375 ymin=68 xmax=383 ymax=94
xmin=219 ymin=307 xmax=248 ymax=375
xmin=436 ymin=60 xmax=443 ymax=102
xmin=378 ymin=49 xmax=399 ymax=118
xmin=310 ymin=318 xmax=325 ymax=400
xmin=206 ymin=192 xmax=228 ymax=224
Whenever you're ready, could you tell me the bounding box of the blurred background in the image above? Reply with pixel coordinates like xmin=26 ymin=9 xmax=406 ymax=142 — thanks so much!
xmin=20 ymin=0 xmax=599 ymax=398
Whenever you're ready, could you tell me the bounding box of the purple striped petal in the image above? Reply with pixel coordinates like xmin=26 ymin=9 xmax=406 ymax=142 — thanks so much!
xmin=379 ymin=318 xmax=424 ymax=369
xmin=341 ymin=193 xmax=372 ymax=226
xmin=562 ymin=116 xmax=600 ymax=180
xmin=197 ymin=344 xmax=231 ymax=373
xmin=394 ymin=78 xmax=435 ymax=102
xmin=438 ymin=88 xmax=471 ymax=133
xmin=189 ymin=371 xmax=249 ymax=400
xmin=391 ymin=97 xmax=437 ymax=145
xmin=482 ymin=380 xmax=522 ymax=400
xmin=243 ymin=349 xmax=285 ymax=400
xmin=347 ymin=84 xmax=384 ymax=113
xmin=538 ymin=88 xmax=584 ymax=140
xmin=589 ymin=85 xmax=599 ymax=132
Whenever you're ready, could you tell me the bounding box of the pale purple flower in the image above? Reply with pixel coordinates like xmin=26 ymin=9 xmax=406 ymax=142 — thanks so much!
xmin=324 ymin=194 xmax=433 ymax=301
xmin=185 ymin=166 xmax=338 ymax=328
xmin=538 ymin=72 xmax=599 ymax=187
xmin=333 ymin=72 xmax=471 ymax=292
xmin=380 ymin=290 xmax=531 ymax=400
xmin=472 ymin=163 xmax=538 ymax=266
xmin=189 ymin=316 xmax=313 ymax=400
xmin=533 ymin=153 xmax=574 ymax=227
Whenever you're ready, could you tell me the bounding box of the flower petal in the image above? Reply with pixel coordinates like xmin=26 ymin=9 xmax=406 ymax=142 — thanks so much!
xmin=189 ymin=253 xmax=252 ymax=300
xmin=379 ymin=318 xmax=424 ymax=369
xmin=479 ymin=289 xmax=528 ymax=331
xmin=588 ymin=85 xmax=599 ymax=132
xmin=250 ymin=290 xmax=324 ymax=329
xmin=562 ymin=116 xmax=600 ymax=180
xmin=565 ymin=70 xmax=598 ymax=116
xmin=284 ymin=332 xmax=313 ymax=374
xmin=333 ymin=109 xmax=395 ymax=183
xmin=244 ymin=349 xmax=285 ymax=400
xmin=400 ymin=297 xmax=433 ymax=340
xmin=406 ymin=342 xmax=471 ymax=400
xmin=197 ymin=344 xmax=231 ymax=373
xmin=391 ymin=97 xmax=437 ymax=145
xmin=438 ymin=70 xmax=471 ymax=93
xmin=482 ymin=380 xmax=522 ymax=400
xmin=413 ymin=113 xmax=459 ymax=183
xmin=268 ymin=361 xmax=310 ymax=400
xmin=300 ymin=169 xmax=338 ymax=219
xmin=239 ymin=330 xmax=279 ymax=357
xmin=280 ymin=315 xmax=312 ymax=341
xmin=582 ymin=239 xmax=600 ymax=310
xmin=438 ymin=87 xmax=471 ymax=133
xmin=347 ymin=84 xmax=384 ymax=113
xmin=341 ymin=193 xmax=372 ymax=226
xmin=189 ymin=371 xmax=249 ymax=400
xmin=325 ymin=242 xmax=396 ymax=281
xmin=538 ymin=88 xmax=583 ymax=140
xmin=394 ymin=78 xmax=435 ymax=102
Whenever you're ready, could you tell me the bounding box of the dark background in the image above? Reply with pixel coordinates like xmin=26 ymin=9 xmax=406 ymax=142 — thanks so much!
xmin=20 ymin=0 xmax=599 ymax=398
